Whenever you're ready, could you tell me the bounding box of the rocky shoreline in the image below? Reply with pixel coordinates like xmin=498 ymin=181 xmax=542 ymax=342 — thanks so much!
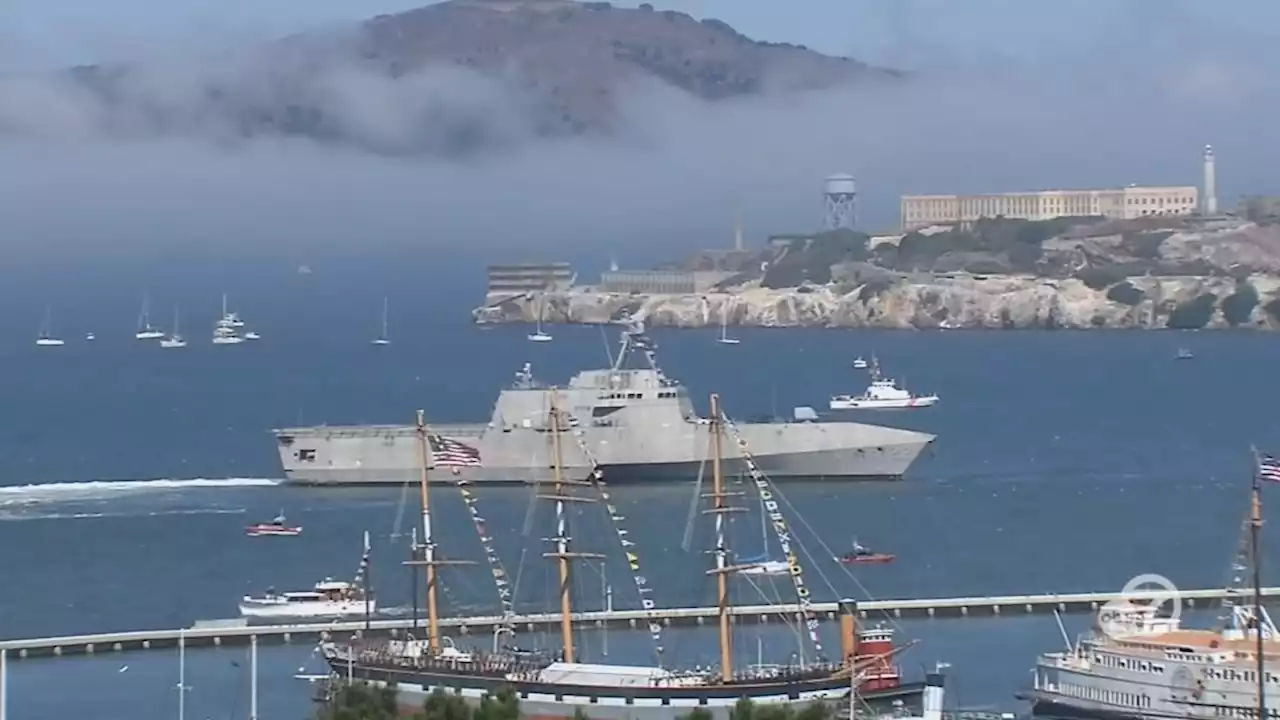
xmin=473 ymin=274 xmax=1280 ymax=330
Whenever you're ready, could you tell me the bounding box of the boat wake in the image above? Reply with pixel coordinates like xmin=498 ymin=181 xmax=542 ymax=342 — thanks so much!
xmin=0 ymin=477 xmax=282 ymax=508
xmin=0 ymin=507 xmax=249 ymax=522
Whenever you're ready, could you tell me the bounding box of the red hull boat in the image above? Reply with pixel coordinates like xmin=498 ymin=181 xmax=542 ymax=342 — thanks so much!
xmin=838 ymin=538 xmax=894 ymax=564
xmin=246 ymin=513 xmax=302 ymax=537
xmin=840 ymin=552 xmax=895 ymax=564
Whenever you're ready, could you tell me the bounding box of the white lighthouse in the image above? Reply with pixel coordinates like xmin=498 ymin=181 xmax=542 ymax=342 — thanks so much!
xmin=1203 ymin=144 xmax=1217 ymax=216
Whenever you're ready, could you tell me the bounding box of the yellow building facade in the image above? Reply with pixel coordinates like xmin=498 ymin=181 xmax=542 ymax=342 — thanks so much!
xmin=900 ymin=186 xmax=1198 ymax=231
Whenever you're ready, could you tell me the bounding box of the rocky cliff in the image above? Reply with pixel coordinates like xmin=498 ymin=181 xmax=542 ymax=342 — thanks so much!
xmin=474 ymin=273 xmax=1280 ymax=330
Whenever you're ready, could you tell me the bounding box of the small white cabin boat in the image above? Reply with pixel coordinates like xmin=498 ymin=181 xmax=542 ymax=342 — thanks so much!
xmin=239 ymin=578 xmax=372 ymax=620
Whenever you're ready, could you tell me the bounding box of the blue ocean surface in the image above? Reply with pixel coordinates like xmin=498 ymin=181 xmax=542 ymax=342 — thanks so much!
xmin=2 ymin=251 xmax=1279 ymax=718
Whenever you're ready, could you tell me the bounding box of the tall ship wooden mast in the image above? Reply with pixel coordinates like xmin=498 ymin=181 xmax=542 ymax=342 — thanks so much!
xmin=323 ymin=394 xmax=934 ymax=719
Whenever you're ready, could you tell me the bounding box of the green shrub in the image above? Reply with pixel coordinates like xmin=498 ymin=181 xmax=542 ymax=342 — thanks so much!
xmin=1167 ymin=293 xmax=1218 ymax=330
xmin=1222 ymin=281 xmax=1259 ymax=326
xmin=1076 ymin=266 xmax=1126 ymax=291
xmin=1106 ymin=281 xmax=1145 ymax=306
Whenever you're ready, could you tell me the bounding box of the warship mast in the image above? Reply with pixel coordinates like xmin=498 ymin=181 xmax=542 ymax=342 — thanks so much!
xmin=542 ymin=391 xmax=604 ymax=663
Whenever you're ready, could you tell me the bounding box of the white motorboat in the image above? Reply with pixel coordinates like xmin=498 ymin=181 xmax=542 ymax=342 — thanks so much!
xmin=852 ymin=356 xmax=868 ymax=369
xmin=85 ymin=332 xmax=95 ymax=342
xmin=212 ymin=326 xmax=245 ymax=345
xmin=244 ymin=331 xmax=261 ymax=341
xmin=238 ymin=579 xmax=373 ymax=620
xmin=240 ymin=531 xmax=373 ymax=620
xmin=135 ymin=291 xmax=165 ymax=340
xmin=830 ymin=358 xmax=938 ymax=410
xmin=830 ymin=378 xmax=939 ymax=410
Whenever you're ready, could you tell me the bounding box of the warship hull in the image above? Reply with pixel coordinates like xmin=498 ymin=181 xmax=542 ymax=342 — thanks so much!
xmin=275 ymin=421 xmax=932 ymax=486
xmin=275 ymin=321 xmax=935 ymax=486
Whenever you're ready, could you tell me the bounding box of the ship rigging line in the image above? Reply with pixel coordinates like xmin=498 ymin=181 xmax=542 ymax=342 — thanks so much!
xmin=732 ymin=460 xmax=909 ymax=638
xmin=560 ymin=402 xmax=667 ymax=664
xmin=719 ymin=412 xmax=826 ymax=660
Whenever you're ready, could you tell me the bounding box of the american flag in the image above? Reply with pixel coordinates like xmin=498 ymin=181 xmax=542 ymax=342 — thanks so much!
xmin=1259 ymin=454 xmax=1280 ymax=483
xmin=429 ymin=435 xmax=482 ymax=467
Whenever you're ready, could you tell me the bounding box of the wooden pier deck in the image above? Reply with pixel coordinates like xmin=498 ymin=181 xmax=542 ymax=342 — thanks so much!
xmin=3 ymin=586 xmax=1273 ymax=660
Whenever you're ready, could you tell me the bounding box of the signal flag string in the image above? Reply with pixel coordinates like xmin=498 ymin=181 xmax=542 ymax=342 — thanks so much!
xmin=451 ymin=475 xmax=518 ymax=634
xmin=561 ymin=401 xmax=667 ymax=664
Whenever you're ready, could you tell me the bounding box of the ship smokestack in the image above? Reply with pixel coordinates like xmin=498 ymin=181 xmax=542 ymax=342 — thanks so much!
xmin=838 ymin=598 xmax=858 ymax=666
xmin=922 ymin=673 xmax=945 ymax=720
xmin=1204 ymin=144 xmax=1218 ymax=215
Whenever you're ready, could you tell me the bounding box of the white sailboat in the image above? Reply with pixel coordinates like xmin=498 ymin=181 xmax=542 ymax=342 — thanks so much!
xmin=372 ymin=297 xmax=390 ymax=346
xmin=738 ymin=483 xmax=788 ymax=575
xmin=715 ymin=301 xmax=740 ymax=345
xmin=36 ymin=307 xmax=65 ymax=347
xmin=527 ymin=294 xmax=552 ymax=342
xmin=135 ymin=291 xmax=165 ymax=340
xmin=160 ymin=308 xmax=187 ymax=349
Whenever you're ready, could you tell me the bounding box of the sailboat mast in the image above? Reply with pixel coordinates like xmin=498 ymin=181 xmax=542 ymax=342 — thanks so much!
xmin=1251 ymin=468 xmax=1266 ymax=720
xmin=381 ymin=297 xmax=389 ymax=338
xmin=550 ymin=394 xmax=576 ymax=663
xmin=415 ymin=410 xmax=441 ymax=651
xmin=710 ymin=393 xmax=733 ymax=680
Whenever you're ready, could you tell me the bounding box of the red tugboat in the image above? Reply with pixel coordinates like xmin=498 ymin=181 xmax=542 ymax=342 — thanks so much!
xmin=246 ymin=512 xmax=302 ymax=537
xmin=839 ymin=538 xmax=895 ymax=564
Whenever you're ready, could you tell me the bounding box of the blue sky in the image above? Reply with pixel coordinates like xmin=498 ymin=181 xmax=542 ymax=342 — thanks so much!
xmin=5 ymin=0 xmax=1278 ymax=69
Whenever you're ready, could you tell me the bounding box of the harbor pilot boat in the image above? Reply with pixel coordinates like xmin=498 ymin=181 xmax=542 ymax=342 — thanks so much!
xmin=321 ymin=398 xmax=936 ymax=719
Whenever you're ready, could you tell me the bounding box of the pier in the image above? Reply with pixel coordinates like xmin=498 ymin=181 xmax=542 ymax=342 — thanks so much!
xmin=2 ymin=586 xmax=1274 ymax=660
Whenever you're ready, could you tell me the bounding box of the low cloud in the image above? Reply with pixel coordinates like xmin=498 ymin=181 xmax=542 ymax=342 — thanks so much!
xmin=0 ymin=3 xmax=1278 ymax=267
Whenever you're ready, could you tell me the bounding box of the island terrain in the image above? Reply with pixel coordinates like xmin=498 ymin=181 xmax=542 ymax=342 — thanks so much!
xmin=474 ymin=213 xmax=1280 ymax=330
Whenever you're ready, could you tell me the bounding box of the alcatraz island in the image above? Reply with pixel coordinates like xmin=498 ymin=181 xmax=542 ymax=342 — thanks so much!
xmin=475 ymin=161 xmax=1280 ymax=332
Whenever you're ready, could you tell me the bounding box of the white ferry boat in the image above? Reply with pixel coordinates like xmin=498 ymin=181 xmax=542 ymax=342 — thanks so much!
xmin=240 ymin=531 xmax=373 ymax=620
xmin=830 ymin=359 xmax=938 ymax=410
xmin=239 ymin=578 xmax=373 ymax=620
xmin=1024 ymin=465 xmax=1278 ymax=720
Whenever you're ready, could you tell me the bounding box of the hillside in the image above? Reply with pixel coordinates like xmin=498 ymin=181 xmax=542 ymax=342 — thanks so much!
xmin=41 ymin=0 xmax=898 ymax=156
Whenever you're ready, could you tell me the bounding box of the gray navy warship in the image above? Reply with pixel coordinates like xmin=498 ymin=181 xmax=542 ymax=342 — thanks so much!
xmin=273 ymin=320 xmax=935 ymax=485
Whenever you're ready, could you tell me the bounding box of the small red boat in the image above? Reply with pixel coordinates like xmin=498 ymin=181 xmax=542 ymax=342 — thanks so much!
xmin=838 ymin=539 xmax=895 ymax=565
xmin=247 ymin=513 xmax=302 ymax=537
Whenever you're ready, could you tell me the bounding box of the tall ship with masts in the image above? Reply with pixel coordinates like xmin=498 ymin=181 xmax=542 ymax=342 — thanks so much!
xmin=1023 ymin=453 xmax=1280 ymax=719
xmin=275 ymin=319 xmax=934 ymax=485
xmin=321 ymin=396 xmax=937 ymax=719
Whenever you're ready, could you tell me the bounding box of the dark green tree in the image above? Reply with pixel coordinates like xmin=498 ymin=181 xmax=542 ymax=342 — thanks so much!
xmin=317 ymin=681 xmax=399 ymax=720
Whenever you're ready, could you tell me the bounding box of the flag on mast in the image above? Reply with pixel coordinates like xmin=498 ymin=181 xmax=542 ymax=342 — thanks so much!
xmin=1258 ymin=454 xmax=1280 ymax=483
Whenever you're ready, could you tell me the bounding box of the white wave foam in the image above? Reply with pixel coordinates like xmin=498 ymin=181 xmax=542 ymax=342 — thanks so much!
xmin=0 ymin=477 xmax=281 ymax=506
xmin=0 ymin=507 xmax=249 ymax=522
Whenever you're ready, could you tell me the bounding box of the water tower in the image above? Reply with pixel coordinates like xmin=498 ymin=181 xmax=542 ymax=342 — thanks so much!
xmin=823 ymin=173 xmax=857 ymax=230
